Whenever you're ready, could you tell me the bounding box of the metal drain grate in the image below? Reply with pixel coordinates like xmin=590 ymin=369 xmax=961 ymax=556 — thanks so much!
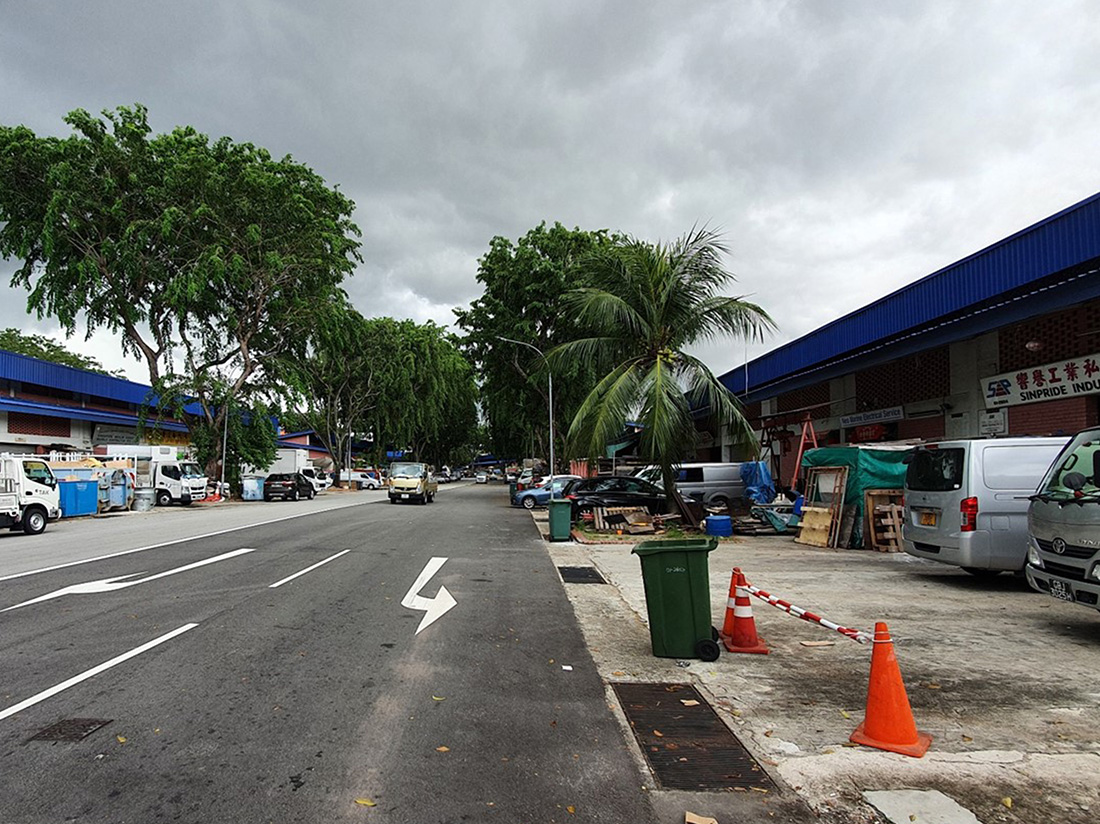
xmin=29 ymin=718 xmax=112 ymax=742
xmin=558 ymin=566 xmax=607 ymax=584
xmin=612 ymin=683 xmax=774 ymax=792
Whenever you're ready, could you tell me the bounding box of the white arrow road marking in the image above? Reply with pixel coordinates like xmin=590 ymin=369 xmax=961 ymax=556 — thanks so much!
xmin=1 ymin=548 xmax=257 ymax=612
xmin=401 ymin=556 xmax=457 ymax=635
xmin=0 ymin=623 xmax=198 ymax=722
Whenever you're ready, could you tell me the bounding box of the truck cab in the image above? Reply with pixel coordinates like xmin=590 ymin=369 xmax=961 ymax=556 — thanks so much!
xmin=0 ymin=454 xmax=62 ymax=534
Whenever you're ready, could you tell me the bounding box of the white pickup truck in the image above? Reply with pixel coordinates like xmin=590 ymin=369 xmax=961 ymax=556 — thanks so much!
xmin=0 ymin=454 xmax=62 ymax=534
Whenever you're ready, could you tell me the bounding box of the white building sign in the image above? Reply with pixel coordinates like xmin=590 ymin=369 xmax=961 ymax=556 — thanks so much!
xmin=979 ymin=409 xmax=1007 ymax=436
xmin=839 ymin=406 xmax=904 ymax=428
xmin=981 ymin=353 xmax=1100 ymax=408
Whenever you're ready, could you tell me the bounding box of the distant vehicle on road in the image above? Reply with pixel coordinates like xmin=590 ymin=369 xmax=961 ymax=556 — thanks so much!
xmin=389 ymin=461 xmax=438 ymax=505
xmin=902 ymin=437 xmax=1068 ymax=575
xmin=264 ymin=473 xmax=315 ymax=502
xmin=300 ymin=467 xmax=332 ymax=493
xmin=635 ymin=462 xmax=744 ymax=509
xmin=513 ymin=475 xmax=581 ymax=509
xmin=476 ymin=472 xmax=488 ymax=484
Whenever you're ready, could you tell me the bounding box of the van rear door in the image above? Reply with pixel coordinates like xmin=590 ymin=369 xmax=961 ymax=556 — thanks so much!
xmin=905 ymin=446 xmax=968 ymax=549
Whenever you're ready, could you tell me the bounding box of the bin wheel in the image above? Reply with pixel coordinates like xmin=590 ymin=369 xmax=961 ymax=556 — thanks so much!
xmin=695 ymin=638 xmax=721 ymax=662
xmin=711 ymin=626 xmax=720 ymax=642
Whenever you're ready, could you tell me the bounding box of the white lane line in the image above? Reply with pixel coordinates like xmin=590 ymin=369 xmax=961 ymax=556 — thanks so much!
xmin=268 ymin=550 xmax=351 ymax=589
xmin=2 ymin=548 xmax=258 ymax=612
xmin=0 ymin=623 xmax=198 ymax=722
xmin=0 ymin=500 xmax=371 ymax=583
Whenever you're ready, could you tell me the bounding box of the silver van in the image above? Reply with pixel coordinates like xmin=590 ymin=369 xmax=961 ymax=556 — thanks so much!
xmin=902 ymin=437 xmax=1068 ymax=575
xmin=1026 ymin=427 xmax=1100 ymax=612
xmin=635 ymin=463 xmax=744 ymax=508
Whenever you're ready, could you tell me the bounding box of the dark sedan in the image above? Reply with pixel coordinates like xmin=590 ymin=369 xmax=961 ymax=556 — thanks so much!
xmin=563 ymin=475 xmax=668 ymax=515
xmin=263 ymin=472 xmax=315 ymax=502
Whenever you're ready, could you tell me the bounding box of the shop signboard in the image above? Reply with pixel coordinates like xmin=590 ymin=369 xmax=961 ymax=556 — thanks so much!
xmin=979 ymin=409 xmax=1007 ymax=436
xmin=981 ymin=353 xmax=1100 ymax=408
xmin=840 ymin=406 xmax=904 ymax=428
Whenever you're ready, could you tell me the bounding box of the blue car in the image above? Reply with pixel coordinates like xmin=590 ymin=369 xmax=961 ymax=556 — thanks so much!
xmin=512 ymin=475 xmax=581 ymax=509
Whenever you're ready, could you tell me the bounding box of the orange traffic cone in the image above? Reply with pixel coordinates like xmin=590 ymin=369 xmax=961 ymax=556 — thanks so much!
xmin=849 ymin=622 xmax=932 ymax=757
xmin=721 ymin=568 xmax=769 ymax=654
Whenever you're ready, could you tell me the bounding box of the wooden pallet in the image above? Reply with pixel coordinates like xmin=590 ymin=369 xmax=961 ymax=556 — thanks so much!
xmin=795 ymin=466 xmax=848 ymax=548
xmin=871 ymin=503 xmax=904 ymax=552
xmin=794 ymin=506 xmax=834 ymax=547
xmin=864 ymin=489 xmax=904 ymax=550
xmin=593 ymin=506 xmax=649 ymax=532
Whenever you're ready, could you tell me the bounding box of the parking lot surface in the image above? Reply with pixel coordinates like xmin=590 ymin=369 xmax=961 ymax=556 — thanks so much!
xmin=548 ymin=524 xmax=1100 ymax=824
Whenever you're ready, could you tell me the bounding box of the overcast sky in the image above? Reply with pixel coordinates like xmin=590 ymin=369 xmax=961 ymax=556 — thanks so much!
xmin=2 ymin=1 xmax=1100 ymax=383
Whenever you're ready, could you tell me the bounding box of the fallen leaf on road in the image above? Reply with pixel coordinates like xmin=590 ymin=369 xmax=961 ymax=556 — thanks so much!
xmin=685 ymin=812 xmax=718 ymax=824
xmin=840 ymin=710 xmax=850 ymax=719
xmin=432 ymin=696 xmax=446 ymax=702
xmin=680 ymin=699 xmax=700 ymax=707
xmin=653 ymin=730 xmax=664 ymax=737
xmin=566 ymin=806 xmax=575 ymax=814
xmin=612 ymin=671 xmax=626 ymax=677
xmin=116 ymin=736 xmax=127 ymax=744
xmin=799 ymin=640 xmax=835 ymax=647
xmin=962 ymin=735 xmax=973 ymax=742
xmin=764 ymin=730 xmax=774 ymax=737
xmin=751 ymin=787 xmax=769 ymax=794
xmin=436 ymin=746 xmax=450 ymax=752
xmin=354 ymin=798 xmax=376 ymax=807
xmin=925 ymin=682 xmax=942 ymax=689
xmin=1002 ymin=797 xmax=1013 ymax=809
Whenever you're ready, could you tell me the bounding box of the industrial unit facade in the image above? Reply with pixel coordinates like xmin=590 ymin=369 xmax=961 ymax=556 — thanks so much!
xmin=717 ymin=191 xmax=1100 ymax=486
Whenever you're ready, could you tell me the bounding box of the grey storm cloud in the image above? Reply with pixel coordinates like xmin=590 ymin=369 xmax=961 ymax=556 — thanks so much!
xmin=2 ymin=1 xmax=1100 ymax=379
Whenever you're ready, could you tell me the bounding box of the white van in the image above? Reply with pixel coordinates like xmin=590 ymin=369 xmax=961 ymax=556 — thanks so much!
xmin=635 ymin=463 xmax=744 ymax=508
xmin=1026 ymin=427 xmax=1100 ymax=612
xmin=902 ymin=437 xmax=1068 ymax=575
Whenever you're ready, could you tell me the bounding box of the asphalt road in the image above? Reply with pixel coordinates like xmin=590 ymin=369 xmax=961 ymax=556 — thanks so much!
xmin=0 ymin=484 xmax=656 ymax=823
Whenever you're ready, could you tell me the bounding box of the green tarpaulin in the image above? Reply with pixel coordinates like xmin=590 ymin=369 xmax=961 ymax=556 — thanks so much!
xmin=801 ymin=446 xmax=910 ymax=548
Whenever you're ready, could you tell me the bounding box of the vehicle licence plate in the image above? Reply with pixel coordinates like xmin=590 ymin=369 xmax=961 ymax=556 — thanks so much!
xmin=919 ymin=511 xmax=937 ymax=526
xmin=401 ymin=493 xmax=409 ymax=499
xmin=1049 ymin=579 xmax=1074 ymax=602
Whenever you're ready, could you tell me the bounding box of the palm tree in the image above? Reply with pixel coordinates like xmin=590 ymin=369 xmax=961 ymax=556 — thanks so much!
xmin=549 ymin=226 xmax=775 ymax=503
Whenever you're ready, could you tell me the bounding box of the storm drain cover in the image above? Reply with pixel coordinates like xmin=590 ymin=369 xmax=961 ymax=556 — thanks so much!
xmin=29 ymin=718 xmax=112 ymax=742
xmin=558 ymin=566 xmax=607 ymax=584
xmin=612 ymin=683 xmax=773 ymax=792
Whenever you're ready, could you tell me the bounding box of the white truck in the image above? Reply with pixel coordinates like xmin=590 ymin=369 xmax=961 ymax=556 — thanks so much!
xmin=100 ymin=445 xmax=208 ymax=507
xmin=244 ymin=448 xmax=329 ymax=493
xmin=0 ymin=454 xmax=62 ymax=534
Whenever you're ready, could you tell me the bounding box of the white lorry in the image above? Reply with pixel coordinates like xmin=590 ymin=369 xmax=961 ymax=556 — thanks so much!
xmin=244 ymin=448 xmax=329 ymax=493
xmin=100 ymin=445 xmax=208 ymax=507
xmin=0 ymin=454 xmax=62 ymax=534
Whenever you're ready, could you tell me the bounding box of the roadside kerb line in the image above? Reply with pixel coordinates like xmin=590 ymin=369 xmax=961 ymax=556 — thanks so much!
xmin=268 ymin=550 xmax=351 ymax=588
xmin=0 ymin=623 xmax=199 ymax=722
xmin=0 ymin=500 xmax=372 ymax=583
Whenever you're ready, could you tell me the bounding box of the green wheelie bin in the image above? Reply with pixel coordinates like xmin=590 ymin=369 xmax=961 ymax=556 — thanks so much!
xmin=632 ymin=537 xmax=720 ymax=661
xmin=547 ymin=498 xmax=573 ymax=542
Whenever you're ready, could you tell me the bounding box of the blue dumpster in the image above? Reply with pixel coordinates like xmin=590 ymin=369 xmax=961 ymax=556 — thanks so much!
xmin=58 ymin=480 xmax=99 ymax=518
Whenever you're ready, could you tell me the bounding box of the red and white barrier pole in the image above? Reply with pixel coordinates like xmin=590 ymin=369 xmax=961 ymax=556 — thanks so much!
xmin=741 ymin=581 xmax=872 ymax=644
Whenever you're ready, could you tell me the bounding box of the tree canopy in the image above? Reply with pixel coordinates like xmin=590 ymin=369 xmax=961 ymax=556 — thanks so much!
xmin=549 ymin=227 xmax=776 ymax=496
xmin=454 ymin=222 xmax=616 ymax=463
xmin=0 ymin=104 xmax=362 ymax=474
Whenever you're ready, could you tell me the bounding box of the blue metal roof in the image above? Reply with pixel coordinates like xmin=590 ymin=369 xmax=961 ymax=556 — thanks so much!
xmin=721 ymin=191 xmax=1100 ymax=400
xmin=0 ymin=397 xmax=188 ymax=431
xmin=0 ymin=349 xmax=154 ymax=403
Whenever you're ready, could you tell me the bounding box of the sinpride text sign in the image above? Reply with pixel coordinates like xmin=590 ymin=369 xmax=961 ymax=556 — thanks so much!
xmin=981 ymin=353 xmax=1100 ymax=408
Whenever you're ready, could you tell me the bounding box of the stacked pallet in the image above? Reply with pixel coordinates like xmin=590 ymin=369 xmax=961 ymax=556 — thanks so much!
xmin=867 ymin=490 xmax=905 ymax=552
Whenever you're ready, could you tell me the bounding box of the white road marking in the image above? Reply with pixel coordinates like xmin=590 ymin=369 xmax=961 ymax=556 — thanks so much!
xmin=2 ymin=548 xmax=257 ymax=611
xmin=268 ymin=550 xmax=351 ymax=588
xmin=400 ymin=556 xmax=457 ymax=635
xmin=0 ymin=623 xmax=198 ymax=722
xmin=0 ymin=500 xmax=371 ymax=583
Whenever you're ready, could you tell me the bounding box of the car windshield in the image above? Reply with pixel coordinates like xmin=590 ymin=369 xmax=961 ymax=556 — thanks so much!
xmin=1037 ymin=431 xmax=1100 ymax=501
xmin=179 ymin=462 xmax=203 ymax=477
xmin=906 ymin=448 xmax=965 ymax=491
xmin=391 ymin=462 xmax=425 ymax=478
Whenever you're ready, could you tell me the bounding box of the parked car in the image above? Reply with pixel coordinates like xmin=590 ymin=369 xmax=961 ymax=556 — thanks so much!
xmin=1026 ymin=427 xmax=1100 ymax=612
xmin=563 ymin=475 xmax=668 ymax=516
xmin=902 ymin=437 xmax=1068 ymax=575
xmin=512 ymin=475 xmax=581 ymax=509
xmin=345 ymin=470 xmax=382 ymax=489
xmin=635 ymin=462 xmax=744 ymax=508
xmin=264 ymin=472 xmax=315 ymax=502
xmin=475 ymin=472 xmax=488 ymax=484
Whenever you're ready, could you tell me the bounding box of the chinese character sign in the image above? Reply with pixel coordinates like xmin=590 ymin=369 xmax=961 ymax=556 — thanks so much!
xmin=981 ymin=353 xmax=1100 ymax=408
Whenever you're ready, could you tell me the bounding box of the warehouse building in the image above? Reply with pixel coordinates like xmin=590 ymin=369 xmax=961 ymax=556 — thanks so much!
xmin=716 ymin=191 xmax=1100 ymax=485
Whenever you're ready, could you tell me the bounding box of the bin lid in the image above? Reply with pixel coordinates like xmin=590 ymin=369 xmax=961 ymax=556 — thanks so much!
xmin=631 ymin=537 xmax=718 ymax=556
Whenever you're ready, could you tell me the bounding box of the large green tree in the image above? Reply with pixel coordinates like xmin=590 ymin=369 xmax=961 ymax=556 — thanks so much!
xmin=454 ymin=222 xmax=616 ymax=464
xmin=550 ymin=227 xmax=776 ymax=499
xmin=0 ymin=104 xmax=362 ymax=475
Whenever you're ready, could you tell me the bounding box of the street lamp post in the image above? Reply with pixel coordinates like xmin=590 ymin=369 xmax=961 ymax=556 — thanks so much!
xmin=497 ymin=337 xmax=555 ymax=498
